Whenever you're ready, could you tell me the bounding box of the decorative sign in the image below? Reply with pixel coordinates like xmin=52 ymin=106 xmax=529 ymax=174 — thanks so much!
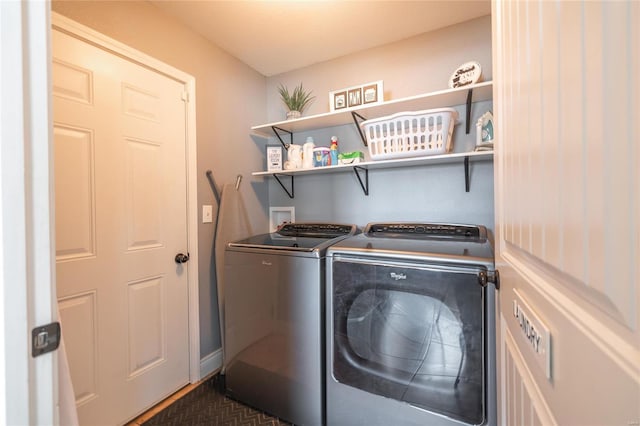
xmin=512 ymin=289 xmax=552 ymax=380
xmin=266 ymin=145 xmax=282 ymax=172
xmin=329 ymin=80 xmax=384 ymax=112
xmin=448 ymin=61 xmax=482 ymax=89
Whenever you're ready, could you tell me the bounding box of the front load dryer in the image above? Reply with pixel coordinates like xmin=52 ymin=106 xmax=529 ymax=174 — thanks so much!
xmin=326 ymin=222 xmax=498 ymax=426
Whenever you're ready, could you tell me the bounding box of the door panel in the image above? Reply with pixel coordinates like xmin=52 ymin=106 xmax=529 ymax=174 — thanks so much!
xmin=53 ymin=26 xmax=190 ymax=425
xmin=53 ymin=125 xmax=96 ymax=261
xmin=492 ymin=1 xmax=639 ymax=425
xmin=501 ymin=319 xmax=553 ymax=426
xmin=127 ymin=276 xmax=166 ymax=376
xmin=58 ymin=292 xmax=99 ymax=406
xmin=125 ymin=138 xmax=164 ymax=250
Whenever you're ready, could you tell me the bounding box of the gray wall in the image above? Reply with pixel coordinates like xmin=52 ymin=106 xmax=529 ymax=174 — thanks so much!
xmin=263 ymin=16 xmax=494 ymax=235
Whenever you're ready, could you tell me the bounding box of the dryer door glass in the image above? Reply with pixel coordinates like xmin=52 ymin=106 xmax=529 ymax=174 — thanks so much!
xmin=332 ymin=259 xmax=485 ymax=425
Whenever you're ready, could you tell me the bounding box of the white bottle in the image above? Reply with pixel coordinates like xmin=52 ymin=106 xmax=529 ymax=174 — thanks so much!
xmin=302 ymin=136 xmax=315 ymax=168
xmin=287 ymin=144 xmax=302 ymax=169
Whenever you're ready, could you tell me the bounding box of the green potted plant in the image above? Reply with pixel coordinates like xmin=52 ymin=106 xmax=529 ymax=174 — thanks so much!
xmin=277 ymin=82 xmax=315 ymax=120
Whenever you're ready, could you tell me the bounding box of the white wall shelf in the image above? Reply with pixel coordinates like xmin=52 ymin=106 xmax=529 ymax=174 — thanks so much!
xmin=251 ymin=81 xmax=493 ymax=140
xmin=251 ymin=82 xmax=494 ymax=197
xmin=253 ymin=151 xmax=494 ymax=197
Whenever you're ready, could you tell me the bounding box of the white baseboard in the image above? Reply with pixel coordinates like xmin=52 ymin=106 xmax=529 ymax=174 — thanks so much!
xmin=199 ymin=349 xmax=222 ymax=379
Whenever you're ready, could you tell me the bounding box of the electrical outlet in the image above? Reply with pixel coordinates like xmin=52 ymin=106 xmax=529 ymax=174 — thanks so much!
xmin=202 ymin=205 xmax=213 ymax=223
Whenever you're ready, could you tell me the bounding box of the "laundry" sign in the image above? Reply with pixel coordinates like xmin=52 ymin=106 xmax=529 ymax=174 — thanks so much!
xmin=512 ymin=289 xmax=552 ymax=380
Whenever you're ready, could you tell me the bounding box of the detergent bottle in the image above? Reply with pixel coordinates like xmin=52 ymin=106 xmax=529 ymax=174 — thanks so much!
xmin=330 ymin=136 xmax=339 ymax=166
xmin=302 ymin=137 xmax=315 ymax=168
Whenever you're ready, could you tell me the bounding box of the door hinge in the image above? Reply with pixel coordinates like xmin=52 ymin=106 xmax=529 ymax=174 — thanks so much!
xmin=181 ymin=91 xmax=189 ymax=102
xmin=478 ymin=269 xmax=500 ymax=290
xmin=31 ymin=322 xmax=61 ymax=357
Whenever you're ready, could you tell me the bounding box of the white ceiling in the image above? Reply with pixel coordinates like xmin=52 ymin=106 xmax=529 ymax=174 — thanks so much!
xmin=149 ymin=0 xmax=491 ymax=76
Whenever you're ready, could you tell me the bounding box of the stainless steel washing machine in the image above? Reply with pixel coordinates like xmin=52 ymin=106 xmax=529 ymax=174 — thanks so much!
xmin=326 ymin=223 xmax=498 ymax=426
xmin=224 ymin=222 xmax=357 ymax=426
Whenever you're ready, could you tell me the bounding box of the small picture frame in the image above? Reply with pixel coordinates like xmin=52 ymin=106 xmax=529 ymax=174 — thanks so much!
xmin=333 ymin=91 xmax=347 ymax=110
xmin=348 ymin=88 xmax=362 ymax=107
xmin=266 ymin=145 xmax=282 ymax=172
xmin=328 ymin=80 xmax=384 ymax=112
xmin=363 ymin=83 xmax=379 ymax=104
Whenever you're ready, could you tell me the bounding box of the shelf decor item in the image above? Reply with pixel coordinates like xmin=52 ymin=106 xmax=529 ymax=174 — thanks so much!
xmin=266 ymin=145 xmax=283 ymax=171
xmin=277 ymin=82 xmax=315 ymax=120
xmin=475 ymin=110 xmax=494 ymax=151
xmin=448 ymin=61 xmax=482 ymax=89
xmin=338 ymin=151 xmax=365 ymax=165
xmin=329 ymin=80 xmax=383 ymax=112
xmin=361 ymin=108 xmax=458 ymax=160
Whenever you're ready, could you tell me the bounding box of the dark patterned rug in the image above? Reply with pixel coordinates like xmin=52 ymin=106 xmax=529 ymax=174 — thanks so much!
xmin=143 ymin=375 xmax=292 ymax=426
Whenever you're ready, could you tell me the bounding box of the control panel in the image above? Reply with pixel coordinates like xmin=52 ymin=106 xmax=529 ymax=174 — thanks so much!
xmin=365 ymin=223 xmax=485 ymax=239
xmin=278 ymin=223 xmax=356 ymax=237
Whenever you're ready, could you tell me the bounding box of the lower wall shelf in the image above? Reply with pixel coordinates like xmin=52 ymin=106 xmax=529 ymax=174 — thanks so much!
xmin=253 ymin=150 xmax=493 ymax=198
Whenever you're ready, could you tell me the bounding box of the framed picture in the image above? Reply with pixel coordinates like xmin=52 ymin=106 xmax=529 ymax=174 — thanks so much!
xmin=363 ymin=83 xmax=380 ymax=104
xmin=328 ymin=80 xmax=384 ymax=111
xmin=333 ymin=91 xmax=347 ymax=110
xmin=266 ymin=145 xmax=283 ymax=172
xmin=348 ymin=88 xmax=362 ymax=107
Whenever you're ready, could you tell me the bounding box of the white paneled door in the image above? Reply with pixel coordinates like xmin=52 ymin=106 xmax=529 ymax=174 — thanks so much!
xmin=493 ymin=1 xmax=639 ymax=425
xmin=52 ymin=27 xmax=190 ymax=425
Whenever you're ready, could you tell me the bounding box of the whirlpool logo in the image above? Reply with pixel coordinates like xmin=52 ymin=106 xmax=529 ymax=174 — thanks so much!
xmin=389 ymin=272 xmax=407 ymax=280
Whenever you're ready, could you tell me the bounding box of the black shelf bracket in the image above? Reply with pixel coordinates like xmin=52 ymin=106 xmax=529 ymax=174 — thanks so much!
xmin=273 ymin=173 xmax=294 ymax=198
xmin=271 ymin=126 xmax=293 ymax=150
xmin=353 ymin=166 xmax=369 ymax=196
xmin=351 ymin=111 xmax=368 ymax=146
xmin=464 ymin=156 xmax=470 ymax=192
xmin=465 ymin=89 xmax=473 ymax=134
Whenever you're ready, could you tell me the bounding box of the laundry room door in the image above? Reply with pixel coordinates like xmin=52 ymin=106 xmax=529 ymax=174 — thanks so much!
xmin=52 ymin=26 xmax=190 ymax=425
xmin=493 ymin=1 xmax=638 ymax=425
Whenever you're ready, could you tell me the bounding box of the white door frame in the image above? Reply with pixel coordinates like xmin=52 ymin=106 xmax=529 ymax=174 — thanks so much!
xmin=1 ymin=1 xmax=57 ymax=424
xmin=52 ymin=13 xmax=202 ymax=384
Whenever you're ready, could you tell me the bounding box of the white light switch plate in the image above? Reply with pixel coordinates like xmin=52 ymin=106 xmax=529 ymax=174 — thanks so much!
xmin=202 ymin=205 xmax=213 ymax=223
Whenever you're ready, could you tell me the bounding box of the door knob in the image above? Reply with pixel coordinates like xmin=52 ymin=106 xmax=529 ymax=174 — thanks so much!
xmin=175 ymin=253 xmax=190 ymax=264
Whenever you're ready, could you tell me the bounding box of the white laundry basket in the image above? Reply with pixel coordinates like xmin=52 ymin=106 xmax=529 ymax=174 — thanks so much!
xmin=362 ymin=108 xmax=458 ymax=160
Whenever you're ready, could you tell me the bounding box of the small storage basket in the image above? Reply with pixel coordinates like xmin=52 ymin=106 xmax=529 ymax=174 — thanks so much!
xmin=362 ymin=108 xmax=458 ymax=160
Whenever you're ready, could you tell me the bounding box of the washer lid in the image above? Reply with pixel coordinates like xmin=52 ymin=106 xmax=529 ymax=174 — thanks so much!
xmin=227 ymin=223 xmax=357 ymax=252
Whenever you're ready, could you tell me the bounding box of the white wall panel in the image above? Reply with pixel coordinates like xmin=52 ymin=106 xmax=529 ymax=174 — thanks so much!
xmin=583 ymin=1 xmax=606 ymax=294
xmin=537 ymin=0 xmax=561 ymax=266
